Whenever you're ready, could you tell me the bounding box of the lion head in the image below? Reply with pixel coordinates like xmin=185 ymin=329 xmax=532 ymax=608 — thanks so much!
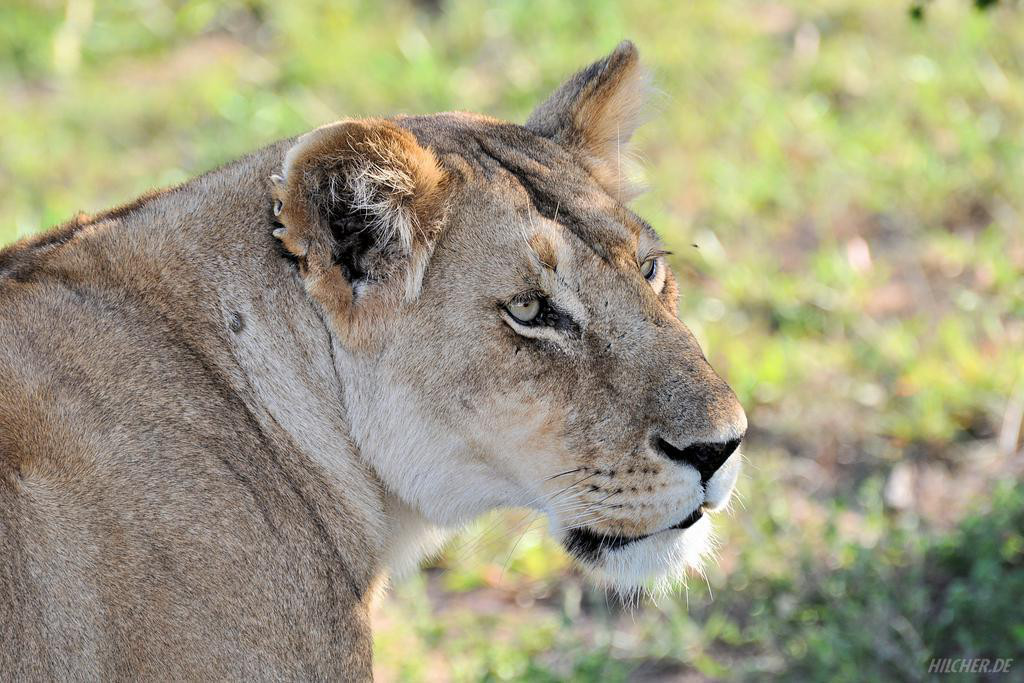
xmin=271 ymin=41 xmax=746 ymax=592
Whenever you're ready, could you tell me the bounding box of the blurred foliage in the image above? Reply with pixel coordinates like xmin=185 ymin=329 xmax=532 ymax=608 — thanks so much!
xmin=714 ymin=482 xmax=1024 ymax=681
xmin=2 ymin=0 xmax=1023 ymax=680
xmin=911 ymin=0 xmax=1014 ymax=22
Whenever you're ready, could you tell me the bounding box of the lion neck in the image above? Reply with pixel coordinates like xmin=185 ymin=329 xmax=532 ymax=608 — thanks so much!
xmin=83 ymin=140 xmax=452 ymax=595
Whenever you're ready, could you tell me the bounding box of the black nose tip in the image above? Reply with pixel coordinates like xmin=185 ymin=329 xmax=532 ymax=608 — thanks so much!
xmin=655 ymin=436 xmax=741 ymax=484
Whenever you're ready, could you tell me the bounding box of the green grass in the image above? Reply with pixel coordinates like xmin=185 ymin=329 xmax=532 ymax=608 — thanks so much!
xmin=3 ymin=1 xmax=1023 ymax=680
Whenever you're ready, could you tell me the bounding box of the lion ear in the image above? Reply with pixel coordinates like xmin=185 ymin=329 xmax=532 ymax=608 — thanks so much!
xmin=526 ymin=40 xmax=651 ymax=200
xmin=272 ymin=119 xmax=447 ymax=318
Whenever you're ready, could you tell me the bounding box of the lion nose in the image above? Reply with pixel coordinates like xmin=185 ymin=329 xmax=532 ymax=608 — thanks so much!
xmin=654 ymin=436 xmax=741 ymax=484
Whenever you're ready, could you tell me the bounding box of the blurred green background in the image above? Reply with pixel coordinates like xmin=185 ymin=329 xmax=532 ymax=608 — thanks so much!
xmin=3 ymin=1 xmax=1023 ymax=680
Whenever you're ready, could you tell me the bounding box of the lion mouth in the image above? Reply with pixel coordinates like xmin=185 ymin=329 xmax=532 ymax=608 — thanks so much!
xmin=563 ymin=506 xmax=705 ymax=561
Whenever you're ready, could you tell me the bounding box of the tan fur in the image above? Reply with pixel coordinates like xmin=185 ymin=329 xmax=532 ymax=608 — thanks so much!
xmin=0 ymin=43 xmax=744 ymax=679
xmin=526 ymin=40 xmax=652 ymax=200
xmin=271 ymin=119 xmax=449 ymax=347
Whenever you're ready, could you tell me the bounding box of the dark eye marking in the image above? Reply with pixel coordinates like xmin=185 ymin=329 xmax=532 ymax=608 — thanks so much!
xmin=640 ymin=257 xmax=657 ymax=280
xmin=502 ymin=296 xmax=580 ymax=336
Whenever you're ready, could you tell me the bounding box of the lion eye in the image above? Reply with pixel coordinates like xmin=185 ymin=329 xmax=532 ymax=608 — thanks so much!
xmin=507 ymin=298 xmax=541 ymax=324
xmin=640 ymin=258 xmax=657 ymax=280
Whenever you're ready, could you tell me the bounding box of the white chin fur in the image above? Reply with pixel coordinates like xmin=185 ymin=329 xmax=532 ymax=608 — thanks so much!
xmin=580 ymin=515 xmax=714 ymax=595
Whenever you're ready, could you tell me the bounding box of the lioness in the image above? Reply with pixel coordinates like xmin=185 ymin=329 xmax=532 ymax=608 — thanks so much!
xmin=0 ymin=42 xmax=746 ymax=679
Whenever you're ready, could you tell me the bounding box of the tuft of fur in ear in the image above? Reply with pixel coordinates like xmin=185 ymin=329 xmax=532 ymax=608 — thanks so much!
xmin=271 ymin=119 xmax=448 ymax=322
xmin=526 ymin=40 xmax=652 ymax=201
